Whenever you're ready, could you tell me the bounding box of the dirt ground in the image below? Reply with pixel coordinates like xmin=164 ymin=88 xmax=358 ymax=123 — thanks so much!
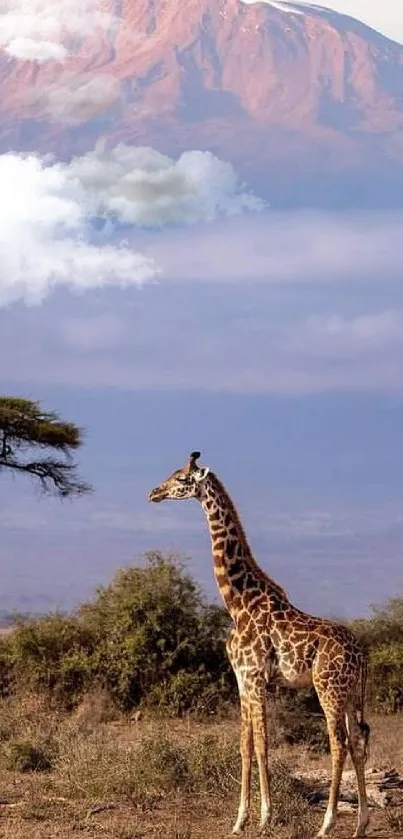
xmin=0 ymin=798 xmax=394 ymax=839
xmin=0 ymin=707 xmax=402 ymax=839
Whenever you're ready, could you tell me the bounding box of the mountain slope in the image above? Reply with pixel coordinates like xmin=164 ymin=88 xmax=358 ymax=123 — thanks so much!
xmin=0 ymin=0 xmax=402 ymax=204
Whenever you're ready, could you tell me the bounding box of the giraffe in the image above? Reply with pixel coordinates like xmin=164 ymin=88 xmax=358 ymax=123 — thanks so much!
xmin=148 ymin=452 xmax=370 ymax=838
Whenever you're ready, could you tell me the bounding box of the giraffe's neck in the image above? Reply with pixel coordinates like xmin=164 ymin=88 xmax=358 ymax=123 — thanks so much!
xmin=200 ymin=474 xmax=287 ymax=618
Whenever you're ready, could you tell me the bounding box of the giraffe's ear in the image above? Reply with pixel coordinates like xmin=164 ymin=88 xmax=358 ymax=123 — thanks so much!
xmin=194 ymin=467 xmax=210 ymax=483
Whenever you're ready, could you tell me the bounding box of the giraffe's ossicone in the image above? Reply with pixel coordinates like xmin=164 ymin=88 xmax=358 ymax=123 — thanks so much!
xmin=148 ymin=452 xmax=370 ymax=838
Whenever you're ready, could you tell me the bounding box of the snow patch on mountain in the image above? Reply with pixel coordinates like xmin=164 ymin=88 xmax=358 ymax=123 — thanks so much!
xmin=241 ymin=0 xmax=403 ymax=46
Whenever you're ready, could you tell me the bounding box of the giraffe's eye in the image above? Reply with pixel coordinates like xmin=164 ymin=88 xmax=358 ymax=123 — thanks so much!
xmin=177 ymin=476 xmax=187 ymax=483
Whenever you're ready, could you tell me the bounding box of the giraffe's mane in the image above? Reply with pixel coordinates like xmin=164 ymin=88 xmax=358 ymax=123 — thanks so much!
xmin=208 ymin=472 xmax=288 ymax=602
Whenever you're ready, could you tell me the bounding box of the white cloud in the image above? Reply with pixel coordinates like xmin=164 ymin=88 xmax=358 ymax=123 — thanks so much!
xmin=4 ymin=36 xmax=68 ymax=62
xmin=242 ymin=0 xmax=403 ymax=45
xmin=26 ymin=74 xmax=121 ymax=124
xmin=66 ymin=143 xmax=266 ymax=226
xmin=0 ymin=0 xmax=116 ymax=62
xmin=0 ymin=146 xmax=264 ymax=306
xmin=0 ymin=152 xmax=158 ymax=306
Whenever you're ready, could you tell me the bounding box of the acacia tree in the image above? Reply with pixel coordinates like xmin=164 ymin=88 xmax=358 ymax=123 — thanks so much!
xmin=0 ymin=396 xmax=92 ymax=498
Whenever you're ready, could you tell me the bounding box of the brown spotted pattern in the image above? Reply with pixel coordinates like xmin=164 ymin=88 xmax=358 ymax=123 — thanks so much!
xmin=148 ymin=452 xmax=370 ymax=837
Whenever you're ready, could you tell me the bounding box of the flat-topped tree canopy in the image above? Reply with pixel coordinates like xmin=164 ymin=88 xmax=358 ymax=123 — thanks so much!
xmin=0 ymin=396 xmax=92 ymax=498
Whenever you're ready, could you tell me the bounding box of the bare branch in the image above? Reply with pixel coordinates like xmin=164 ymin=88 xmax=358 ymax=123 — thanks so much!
xmin=0 ymin=456 xmax=92 ymax=498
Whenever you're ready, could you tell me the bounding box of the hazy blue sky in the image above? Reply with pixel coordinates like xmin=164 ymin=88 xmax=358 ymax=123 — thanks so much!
xmin=1 ymin=219 xmax=403 ymax=618
xmin=0 ymin=0 xmax=403 ymax=621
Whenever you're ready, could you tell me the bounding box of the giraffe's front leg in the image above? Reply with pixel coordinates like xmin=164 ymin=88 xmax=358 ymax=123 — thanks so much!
xmin=232 ymin=693 xmax=253 ymax=834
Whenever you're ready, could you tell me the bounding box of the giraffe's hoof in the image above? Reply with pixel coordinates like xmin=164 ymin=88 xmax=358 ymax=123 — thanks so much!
xmin=316 ymin=816 xmax=336 ymax=838
xmin=231 ymin=816 xmax=248 ymax=835
xmin=353 ymin=812 xmax=370 ymax=837
xmin=353 ymin=827 xmax=369 ymax=838
xmin=258 ymin=813 xmax=272 ymax=835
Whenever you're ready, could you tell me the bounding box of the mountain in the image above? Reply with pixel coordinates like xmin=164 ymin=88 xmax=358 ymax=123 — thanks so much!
xmin=1 ymin=0 xmax=402 ymax=206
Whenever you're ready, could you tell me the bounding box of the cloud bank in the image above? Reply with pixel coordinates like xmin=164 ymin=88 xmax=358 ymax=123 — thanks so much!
xmin=0 ymin=145 xmax=265 ymax=306
xmin=2 ymin=281 xmax=403 ymax=395
xmin=142 ymin=211 xmax=403 ymax=284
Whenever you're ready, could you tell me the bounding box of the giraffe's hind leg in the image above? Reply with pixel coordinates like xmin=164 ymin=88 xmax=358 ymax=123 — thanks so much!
xmin=317 ymin=710 xmax=348 ymax=837
xmin=345 ymin=703 xmax=370 ymax=838
xmin=312 ymin=676 xmax=348 ymax=838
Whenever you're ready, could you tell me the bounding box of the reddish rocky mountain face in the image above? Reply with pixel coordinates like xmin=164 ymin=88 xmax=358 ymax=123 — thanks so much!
xmin=1 ymin=0 xmax=402 ymax=204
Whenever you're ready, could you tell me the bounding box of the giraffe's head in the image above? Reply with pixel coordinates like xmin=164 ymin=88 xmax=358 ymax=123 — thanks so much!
xmin=148 ymin=451 xmax=210 ymax=503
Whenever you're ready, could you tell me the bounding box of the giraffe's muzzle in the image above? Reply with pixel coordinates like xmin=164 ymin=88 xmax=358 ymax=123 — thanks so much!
xmin=148 ymin=487 xmax=165 ymax=502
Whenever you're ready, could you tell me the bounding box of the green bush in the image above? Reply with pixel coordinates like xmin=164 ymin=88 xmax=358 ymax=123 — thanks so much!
xmin=352 ymin=595 xmax=403 ymax=713
xmin=79 ymin=551 xmax=234 ymax=711
xmin=0 ymin=553 xmax=234 ymax=714
xmin=146 ymin=669 xmax=233 ymax=716
xmin=8 ymin=554 xmax=403 ymax=720
xmin=367 ymin=643 xmax=403 ymax=713
xmin=0 ymin=639 xmax=13 ymax=698
xmin=3 ymin=613 xmax=96 ymax=709
xmin=274 ymin=688 xmax=329 ymax=753
xmin=352 ymin=596 xmax=403 ymax=649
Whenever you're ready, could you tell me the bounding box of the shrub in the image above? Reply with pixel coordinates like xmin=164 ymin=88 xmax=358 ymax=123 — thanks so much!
xmin=275 ymin=688 xmax=329 ymax=753
xmin=146 ymin=669 xmax=232 ymax=716
xmin=79 ymin=551 xmax=234 ymax=712
xmin=186 ymin=733 xmax=239 ymax=794
xmin=352 ymin=596 xmax=403 ymax=649
xmin=4 ymin=613 xmax=96 ymax=709
xmin=135 ymin=735 xmax=191 ymax=793
xmin=0 ymin=637 xmax=13 ymax=698
xmin=4 ymin=737 xmax=55 ymax=772
xmin=352 ymin=595 xmax=403 ymax=712
xmin=271 ymin=760 xmax=317 ymax=838
xmin=367 ymin=643 xmax=403 ymax=713
xmin=0 ymin=554 xmax=234 ymax=714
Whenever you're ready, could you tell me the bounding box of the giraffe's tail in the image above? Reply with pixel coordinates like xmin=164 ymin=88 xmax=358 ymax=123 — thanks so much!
xmin=356 ymin=655 xmax=370 ymax=762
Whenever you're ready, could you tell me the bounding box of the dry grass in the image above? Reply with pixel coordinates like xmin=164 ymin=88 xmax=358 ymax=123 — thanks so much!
xmin=366 ymin=712 xmax=403 ymax=770
xmin=0 ymin=694 xmax=401 ymax=839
